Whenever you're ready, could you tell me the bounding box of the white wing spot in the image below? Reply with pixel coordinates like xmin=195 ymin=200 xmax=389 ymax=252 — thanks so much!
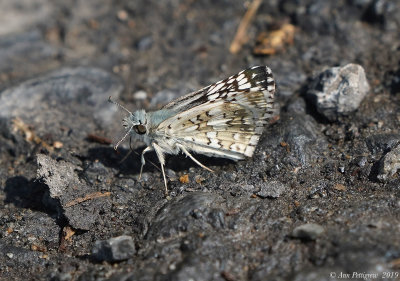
xmin=208 ymin=107 xmax=222 ymax=116
xmin=207 ymin=119 xmax=231 ymax=126
xmin=208 ymin=92 xmax=220 ymax=101
xmin=207 ymin=131 xmax=217 ymax=138
xmin=184 ymin=125 xmax=199 ymax=133
xmin=249 ymin=135 xmax=259 ymax=145
xmin=209 ymin=138 xmax=221 ymax=148
xmin=208 ymin=82 xmax=224 ymax=95
xmin=238 ymin=82 xmax=251 ymax=90
xmin=238 ymin=77 xmax=249 ymax=86
xmin=184 ymin=136 xmax=194 ymax=142
xmin=236 ymin=73 xmax=245 ymax=82
xmin=244 ymin=145 xmax=255 ymax=157
xmin=227 ymin=92 xmax=237 ymax=98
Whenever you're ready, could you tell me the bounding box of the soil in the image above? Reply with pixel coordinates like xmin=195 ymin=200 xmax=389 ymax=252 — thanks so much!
xmin=0 ymin=0 xmax=399 ymax=280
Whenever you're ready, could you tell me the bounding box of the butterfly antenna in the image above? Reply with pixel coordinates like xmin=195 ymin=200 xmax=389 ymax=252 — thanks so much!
xmin=108 ymin=96 xmax=132 ymax=115
xmin=114 ymin=125 xmax=134 ymax=150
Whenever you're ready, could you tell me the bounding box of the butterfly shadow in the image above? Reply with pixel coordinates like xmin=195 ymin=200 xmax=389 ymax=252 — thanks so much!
xmin=87 ymin=145 xmax=236 ymax=177
xmin=166 ymin=152 xmax=236 ymax=173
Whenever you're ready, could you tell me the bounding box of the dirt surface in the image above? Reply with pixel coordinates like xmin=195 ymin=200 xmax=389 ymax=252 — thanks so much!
xmin=1 ymin=1 xmax=400 ymax=280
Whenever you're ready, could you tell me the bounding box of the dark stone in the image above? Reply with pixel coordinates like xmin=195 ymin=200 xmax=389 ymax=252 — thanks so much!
xmin=365 ymin=133 xmax=400 ymax=154
xmin=92 ymin=235 xmax=136 ymax=262
xmin=265 ymin=113 xmax=327 ymax=166
xmin=145 ymin=192 xmax=225 ymax=241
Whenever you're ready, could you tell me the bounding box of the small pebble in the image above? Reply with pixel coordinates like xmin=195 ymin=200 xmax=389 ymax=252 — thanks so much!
xmin=53 ymin=141 xmax=63 ymax=149
xmin=117 ymin=10 xmax=128 ymax=21
xmin=133 ymin=90 xmax=147 ymax=100
xmin=256 ymin=181 xmax=288 ymax=198
xmin=92 ymin=235 xmax=136 ymax=262
xmin=333 ymin=183 xmax=346 ymax=191
xmin=377 ymin=144 xmax=400 ymax=182
xmin=292 ymin=223 xmax=325 ymax=240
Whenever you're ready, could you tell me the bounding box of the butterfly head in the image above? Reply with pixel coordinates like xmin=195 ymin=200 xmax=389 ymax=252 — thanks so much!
xmin=123 ymin=109 xmax=148 ymax=136
xmin=108 ymin=96 xmax=149 ymax=150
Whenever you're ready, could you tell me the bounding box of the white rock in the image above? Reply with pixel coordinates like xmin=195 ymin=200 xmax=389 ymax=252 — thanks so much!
xmin=307 ymin=63 xmax=370 ymax=121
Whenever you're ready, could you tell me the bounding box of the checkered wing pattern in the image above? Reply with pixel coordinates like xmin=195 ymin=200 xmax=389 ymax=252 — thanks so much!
xmin=157 ymin=66 xmax=275 ymax=160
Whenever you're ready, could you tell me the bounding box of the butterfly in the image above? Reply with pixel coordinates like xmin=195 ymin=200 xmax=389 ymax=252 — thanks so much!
xmin=109 ymin=66 xmax=275 ymax=196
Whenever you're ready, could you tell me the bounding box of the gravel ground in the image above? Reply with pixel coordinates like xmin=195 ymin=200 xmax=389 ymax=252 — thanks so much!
xmin=0 ymin=1 xmax=399 ymax=280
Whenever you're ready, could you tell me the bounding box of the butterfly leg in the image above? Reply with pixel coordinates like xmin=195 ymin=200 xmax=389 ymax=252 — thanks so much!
xmin=152 ymin=143 xmax=169 ymax=196
xmin=139 ymin=146 xmax=153 ymax=180
xmin=177 ymin=144 xmax=214 ymax=173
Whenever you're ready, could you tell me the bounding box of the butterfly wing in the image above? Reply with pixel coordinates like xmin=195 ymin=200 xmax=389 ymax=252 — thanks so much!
xmin=157 ymin=66 xmax=275 ymax=160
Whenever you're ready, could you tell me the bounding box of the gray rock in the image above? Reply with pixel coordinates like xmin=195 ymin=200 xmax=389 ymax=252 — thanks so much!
xmin=355 ymin=156 xmax=368 ymax=167
xmin=36 ymin=154 xmax=109 ymax=230
xmin=92 ymin=235 xmax=136 ymax=262
xmin=377 ymin=144 xmax=400 ymax=182
xmin=0 ymin=242 xmax=45 ymax=268
xmin=0 ymin=67 xmax=123 ymax=151
xmin=292 ymin=223 xmax=325 ymax=240
xmin=37 ymin=154 xmax=83 ymax=199
xmin=164 ymin=254 xmax=221 ymax=281
xmin=365 ymin=133 xmax=400 ymax=154
xmin=256 ymin=180 xmax=288 ymax=198
xmin=146 ymin=192 xmax=225 ymax=241
xmin=307 ymin=64 xmax=370 ymax=121
xmin=285 ymin=97 xmax=307 ymax=115
xmin=265 ymin=113 xmax=327 ymax=166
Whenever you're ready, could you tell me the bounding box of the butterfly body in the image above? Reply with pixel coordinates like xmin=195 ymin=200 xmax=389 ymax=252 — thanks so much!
xmin=111 ymin=66 xmax=275 ymax=195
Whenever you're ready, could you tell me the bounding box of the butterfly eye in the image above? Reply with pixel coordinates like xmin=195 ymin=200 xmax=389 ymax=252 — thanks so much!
xmin=134 ymin=124 xmax=146 ymax=135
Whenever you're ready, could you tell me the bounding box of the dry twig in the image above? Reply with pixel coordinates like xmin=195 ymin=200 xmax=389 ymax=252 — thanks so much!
xmin=65 ymin=191 xmax=111 ymax=208
xmin=229 ymin=0 xmax=262 ymax=54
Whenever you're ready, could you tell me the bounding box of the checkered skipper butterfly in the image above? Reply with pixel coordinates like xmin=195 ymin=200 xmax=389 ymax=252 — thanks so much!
xmin=109 ymin=66 xmax=275 ymax=195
